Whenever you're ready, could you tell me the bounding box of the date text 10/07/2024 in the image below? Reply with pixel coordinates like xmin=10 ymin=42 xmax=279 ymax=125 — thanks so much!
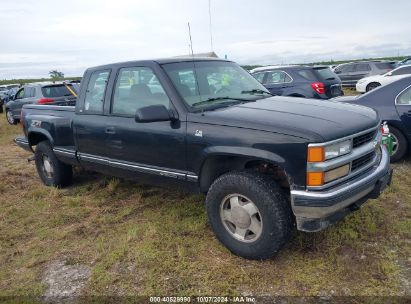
xmin=149 ymin=296 xmax=256 ymax=303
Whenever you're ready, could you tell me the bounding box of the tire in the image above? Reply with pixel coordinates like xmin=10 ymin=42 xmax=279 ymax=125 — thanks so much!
xmin=366 ymin=82 xmax=381 ymax=92
xmin=206 ymin=171 xmax=293 ymax=260
xmin=389 ymin=126 xmax=408 ymax=162
xmin=34 ymin=141 xmax=73 ymax=187
xmin=6 ymin=109 xmax=17 ymax=125
xmin=0 ymin=103 xmax=3 ymax=114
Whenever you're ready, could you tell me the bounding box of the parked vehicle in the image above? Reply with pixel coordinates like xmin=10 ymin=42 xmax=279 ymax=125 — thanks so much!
xmin=334 ymin=61 xmax=392 ymax=87
xmin=15 ymin=58 xmax=391 ymax=260
xmin=335 ymin=76 xmax=411 ymax=161
xmin=0 ymin=86 xmax=7 ymax=113
xmin=250 ymin=65 xmax=343 ymax=99
xmin=3 ymin=87 xmax=19 ymax=104
xmin=396 ymin=57 xmax=411 ymax=67
xmin=5 ymin=83 xmax=77 ymax=125
xmin=356 ymin=65 xmax=411 ymax=93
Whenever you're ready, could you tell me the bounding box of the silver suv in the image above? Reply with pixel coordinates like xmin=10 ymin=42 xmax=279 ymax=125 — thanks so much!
xmin=333 ymin=61 xmax=392 ymax=87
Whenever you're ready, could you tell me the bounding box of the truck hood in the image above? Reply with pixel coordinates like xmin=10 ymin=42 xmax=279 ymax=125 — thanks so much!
xmin=188 ymin=96 xmax=379 ymax=142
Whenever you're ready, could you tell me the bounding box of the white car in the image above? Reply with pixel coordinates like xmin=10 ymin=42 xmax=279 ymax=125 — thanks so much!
xmin=356 ymin=65 xmax=411 ymax=93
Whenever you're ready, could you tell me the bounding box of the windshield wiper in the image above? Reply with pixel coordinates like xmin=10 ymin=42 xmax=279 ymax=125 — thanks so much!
xmin=192 ymin=96 xmax=251 ymax=107
xmin=241 ymin=89 xmax=272 ymax=95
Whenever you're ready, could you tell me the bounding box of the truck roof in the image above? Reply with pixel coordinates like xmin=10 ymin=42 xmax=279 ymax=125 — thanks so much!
xmin=87 ymin=57 xmax=230 ymax=71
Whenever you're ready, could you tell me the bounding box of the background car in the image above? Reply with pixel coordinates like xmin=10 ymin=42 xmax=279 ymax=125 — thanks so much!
xmin=333 ymin=61 xmax=392 ymax=87
xmin=334 ymin=76 xmax=411 ymax=161
xmin=396 ymin=57 xmax=411 ymax=67
xmin=5 ymin=83 xmax=77 ymax=125
xmin=250 ymin=65 xmax=343 ymax=99
xmin=356 ymin=65 xmax=411 ymax=92
xmin=0 ymin=86 xmax=8 ymax=113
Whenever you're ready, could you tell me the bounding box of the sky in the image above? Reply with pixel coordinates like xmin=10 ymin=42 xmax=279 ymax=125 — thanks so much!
xmin=1 ymin=0 xmax=411 ymax=79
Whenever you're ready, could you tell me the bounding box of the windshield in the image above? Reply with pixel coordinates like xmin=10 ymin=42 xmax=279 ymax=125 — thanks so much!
xmin=161 ymin=61 xmax=271 ymax=110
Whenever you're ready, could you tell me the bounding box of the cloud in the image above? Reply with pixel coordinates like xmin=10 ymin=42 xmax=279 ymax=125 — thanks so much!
xmin=1 ymin=0 xmax=411 ymax=78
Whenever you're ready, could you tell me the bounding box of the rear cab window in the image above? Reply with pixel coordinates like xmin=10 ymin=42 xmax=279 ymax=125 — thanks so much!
xmin=83 ymin=70 xmax=110 ymax=113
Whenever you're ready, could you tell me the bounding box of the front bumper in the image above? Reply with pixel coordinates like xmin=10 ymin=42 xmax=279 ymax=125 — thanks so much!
xmin=291 ymin=146 xmax=391 ymax=232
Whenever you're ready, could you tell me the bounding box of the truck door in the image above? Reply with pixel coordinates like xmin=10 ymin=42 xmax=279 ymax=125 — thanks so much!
xmin=264 ymin=70 xmax=293 ymax=95
xmin=73 ymin=69 xmax=112 ymax=167
xmin=100 ymin=66 xmax=186 ymax=177
xmin=395 ymin=85 xmax=411 ymax=138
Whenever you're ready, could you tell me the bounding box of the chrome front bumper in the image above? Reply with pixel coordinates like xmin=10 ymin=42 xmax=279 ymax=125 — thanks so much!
xmin=291 ymin=146 xmax=391 ymax=232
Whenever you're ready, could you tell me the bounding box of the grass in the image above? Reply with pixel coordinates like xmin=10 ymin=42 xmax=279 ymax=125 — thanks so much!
xmin=0 ymin=110 xmax=410 ymax=297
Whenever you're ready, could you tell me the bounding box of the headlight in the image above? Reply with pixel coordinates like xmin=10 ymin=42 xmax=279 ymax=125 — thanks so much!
xmin=307 ymin=140 xmax=352 ymax=162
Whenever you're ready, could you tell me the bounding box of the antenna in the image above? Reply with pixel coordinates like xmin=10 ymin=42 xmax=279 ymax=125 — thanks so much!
xmin=187 ymin=22 xmax=194 ymax=57
xmin=208 ymin=0 xmax=214 ymax=51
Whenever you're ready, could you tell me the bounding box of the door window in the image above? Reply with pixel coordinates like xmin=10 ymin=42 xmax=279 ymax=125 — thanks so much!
xmin=336 ymin=64 xmax=354 ymax=73
xmin=15 ymin=88 xmax=25 ymax=99
xmin=266 ymin=71 xmax=292 ymax=84
xmin=397 ymin=86 xmax=411 ymax=105
xmin=24 ymin=87 xmax=35 ymax=98
xmin=354 ymin=63 xmax=371 ymax=72
xmin=84 ymin=70 xmax=110 ymax=113
xmin=252 ymin=72 xmax=265 ymax=83
xmin=111 ymin=67 xmax=169 ymax=116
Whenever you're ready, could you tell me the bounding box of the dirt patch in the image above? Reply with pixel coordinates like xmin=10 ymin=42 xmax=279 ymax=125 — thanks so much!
xmin=43 ymin=260 xmax=91 ymax=300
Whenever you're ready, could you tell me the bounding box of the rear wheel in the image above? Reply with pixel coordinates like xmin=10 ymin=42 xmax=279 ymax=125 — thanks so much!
xmin=34 ymin=141 xmax=73 ymax=187
xmin=206 ymin=171 xmax=293 ymax=260
xmin=6 ymin=109 xmax=17 ymax=125
xmin=366 ymin=82 xmax=381 ymax=92
xmin=389 ymin=126 xmax=408 ymax=162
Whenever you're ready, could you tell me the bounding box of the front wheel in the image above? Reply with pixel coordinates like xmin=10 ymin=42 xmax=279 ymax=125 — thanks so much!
xmin=34 ymin=141 xmax=73 ymax=187
xmin=206 ymin=171 xmax=293 ymax=260
xmin=6 ymin=110 xmax=17 ymax=125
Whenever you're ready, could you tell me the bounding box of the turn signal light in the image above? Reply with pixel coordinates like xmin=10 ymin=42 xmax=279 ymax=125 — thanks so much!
xmin=307 ymin=172 xmax=324 ymax=186
xmin=307 ymin=146 xmax=325 ymax=162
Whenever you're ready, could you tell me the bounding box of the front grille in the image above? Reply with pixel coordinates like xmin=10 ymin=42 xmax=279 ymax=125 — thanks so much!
xmin=351 ymin=152 xmax=375 ymax=172
xmin=353 ymin=130 xmax=376 ymax=148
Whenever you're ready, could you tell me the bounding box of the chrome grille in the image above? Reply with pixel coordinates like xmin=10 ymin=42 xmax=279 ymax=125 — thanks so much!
xmin=351 ymin=152 xmax=375 ymax=172
xmin=353 ymin=130 xmax=376 ymax=148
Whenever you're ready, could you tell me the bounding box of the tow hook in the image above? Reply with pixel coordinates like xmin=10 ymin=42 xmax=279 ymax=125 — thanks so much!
xmin=27 ymin=156 xmax=35 ymax=163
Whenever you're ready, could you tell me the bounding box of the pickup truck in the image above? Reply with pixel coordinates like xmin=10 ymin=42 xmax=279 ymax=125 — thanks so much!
xmin=15 ymin=58 xmax=392 ymax=260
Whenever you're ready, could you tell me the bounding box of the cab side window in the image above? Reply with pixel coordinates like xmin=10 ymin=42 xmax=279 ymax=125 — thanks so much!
xmin=84 ymin=70 xmax=110 ymax=113
xmin=397 ymin=86 xmax=411 ymax=105
xmin=111 ymin=67 xmax=169 ymax=116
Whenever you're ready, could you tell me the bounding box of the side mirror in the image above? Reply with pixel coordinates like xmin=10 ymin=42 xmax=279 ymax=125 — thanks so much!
xmin=135 ymin=104 xmax=174 ymax=123
xmin=386 ymin=72 xmax=392 ymax=76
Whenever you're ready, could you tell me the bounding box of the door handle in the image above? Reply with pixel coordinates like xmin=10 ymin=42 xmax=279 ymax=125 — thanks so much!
xmin=105 ymin=127 xmax=116 ymax=134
